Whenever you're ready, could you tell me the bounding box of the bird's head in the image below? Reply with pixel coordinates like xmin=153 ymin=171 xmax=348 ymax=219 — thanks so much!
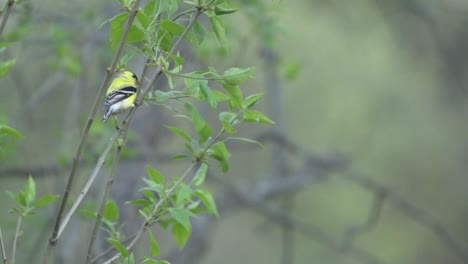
xmin=118 ymin=70 xmax=138 ymax=83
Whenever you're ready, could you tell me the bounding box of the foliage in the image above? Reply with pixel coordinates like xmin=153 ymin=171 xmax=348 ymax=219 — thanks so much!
xmin=42 ymin=0 xmax=273 ymax=263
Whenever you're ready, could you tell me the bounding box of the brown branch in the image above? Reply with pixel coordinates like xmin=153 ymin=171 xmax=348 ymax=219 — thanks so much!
xmin=86 ymin=144 xmax=123 ymax=263
xmin=258 ymin=130 xmax=468 ymax=262
xmin=102 ymin=162 xmax=198 ymax=264
xmin=343 ymin=189 xmax=387 ymax=245
xmin=345 ymin=172 xmax=468 ymax=263
xmin=0 ymin=0 xmax=14 ymax=38
xmin=166 ymin=154 xmax=345 ymax=264
xmin=242 ymin=196 xmax=383 ymax=264
xmin=11 ymin=215 xmax=22 ymax=264
xmin=45 ymin=2 xmax=144 ymax=261
xmin=0 ymin=225 xmax=6 ymax=264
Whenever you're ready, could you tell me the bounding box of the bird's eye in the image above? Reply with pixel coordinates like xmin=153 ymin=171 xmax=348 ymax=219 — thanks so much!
xmin=132 ymin=73 xmax=138 ymax=81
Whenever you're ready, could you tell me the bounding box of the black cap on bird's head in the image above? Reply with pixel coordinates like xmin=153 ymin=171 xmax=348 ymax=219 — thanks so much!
xmin=115 ymin=70 xmax=138 ymax=83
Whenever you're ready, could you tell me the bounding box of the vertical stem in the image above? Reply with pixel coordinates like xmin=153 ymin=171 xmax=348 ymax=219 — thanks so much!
xmin=0 ymin=0 xmax=14 ymax=38
xmin=102 ymin=163 xmax=198 ymax=264
xmin=261 ymin=46 xmax=293 ymax=263
xmin=86 ymin=145 xmax=123 ymax=263
xmin=11 ymin=216 xmax=23 ymax=264
xmin=45 ymin=2 xmax=143 ymax=262
xmin=0 ymin=225 xmax=7 ymax=264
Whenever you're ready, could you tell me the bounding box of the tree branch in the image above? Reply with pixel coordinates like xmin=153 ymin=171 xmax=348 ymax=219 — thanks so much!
xmin=44 ymin=1 xmax=143 ymax=261
xmin=0 ymin=0 xmax=14 ymax=38
xmin=11 ymin=215 xmax=22 ymax=264
xmin=345 ymin=172 xmax=468 ymax=263
xmin=0 ymin=225 xmax=6 ymax=264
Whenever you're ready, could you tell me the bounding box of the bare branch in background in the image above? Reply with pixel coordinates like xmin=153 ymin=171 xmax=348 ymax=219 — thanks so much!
xmin=344 ymin=172 xmax=468 ymax=263
xmin=166 ymin=152 xmax=347 ymax=264
xmin=260 ymin=130 xmax=468 ymax=263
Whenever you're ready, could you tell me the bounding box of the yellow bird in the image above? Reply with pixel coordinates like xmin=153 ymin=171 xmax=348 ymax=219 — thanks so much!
xmin=103 ymin=71 xmax=138 ymax=121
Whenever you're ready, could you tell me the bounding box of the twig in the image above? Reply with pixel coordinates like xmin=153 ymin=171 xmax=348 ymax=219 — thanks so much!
xmin=91 ymin=232 xmax=138 ymax=263
xmin=57 ymin=130 xmax=121 ymax=238
xmin=342 ymin=190 xmax=386 ymax=245
xmin=346 ymin=172 xmax=468 ymax=263
xmin=217 ymin=178 xmax=383 ymax=264
xmin=86 ymin=145 xmax=123 ymax=263
xmin=45 ymin=0 xmax=143 ymax=261
xmin=0 ymin=225 xmax=7 ymax=264
xmin=0 ymin=0 xmax=14 ymax=38
xmin=11 ymin=216 xmax=22 ymax=264
xmin=102 ymin=162 xmax=198 ymax=264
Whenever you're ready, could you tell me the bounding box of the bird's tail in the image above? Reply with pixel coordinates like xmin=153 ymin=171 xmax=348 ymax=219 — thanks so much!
xmin=102 ymin=108 xmax=111 ymax=122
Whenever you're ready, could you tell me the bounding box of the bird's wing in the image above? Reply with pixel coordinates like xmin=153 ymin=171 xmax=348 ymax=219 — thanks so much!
xmin=105 ymin=86 xmax=137 ymax=106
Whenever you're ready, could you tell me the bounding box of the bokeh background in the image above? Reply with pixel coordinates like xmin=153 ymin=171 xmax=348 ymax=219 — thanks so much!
xmin=1 ymin=0 xmax=468 ymax=263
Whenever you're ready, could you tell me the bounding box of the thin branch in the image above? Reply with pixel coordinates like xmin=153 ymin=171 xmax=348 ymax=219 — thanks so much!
xmin=86 ymin=145 xmax=123 ymax=263
xmin=259 ymin=131 xmax=468 ymax=262
xmin=91 ymin=232 xmax=138 ymax=263
xmin=11 ymin=215 xmax=22 ymax=264
xmin=346 ymin=172 xmax=468 ymax=263
xmin=0 ymin=225 xmax=6 ymax=264
xmin=57 ymin=130 xmax=121 ymax=238
xmin=342 ymin=190 xmax=387 ymax=245
xmin=0 ymin=0 xmax=14 ymax=38
xmin=211 ymin=175 xmax=383 ymax=264
xmin=245 ymin=198 xmax=383 ymax=264
xmin=102 ymin=162 xmax=198 ymax=264
xmin=45 ymin=0 xmax=143 ymax=260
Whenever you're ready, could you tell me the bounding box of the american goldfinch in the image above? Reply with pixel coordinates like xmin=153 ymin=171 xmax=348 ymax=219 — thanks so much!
xmin=103 ymin=71 xmax=139 ymax=121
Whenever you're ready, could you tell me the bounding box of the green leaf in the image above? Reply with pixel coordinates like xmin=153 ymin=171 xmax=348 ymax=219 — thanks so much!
xmin=34 ymin=195 xmax=59 ymax=208
xmin=80 ymin=209 xmax=97 ymax=219
xmin=142 ymin=259 xmax=158 ymax=264
xmin=222 ymin=84 xmax=243 ymax=109
xmin=168 ymin=207 xmax=192 ymax=231
xmin=161 ymin=19 xmax=185 ymax=36
xmin=126 ymin=199 xmax=152 ymax=207
xmin=175 ymin=183 xmax=192 ymax=206
xmin=209 ymin=16 xmax=227 ymax=46
xmin=172 ymin=154 xmax=189 ymax=160
xmin=0 ymin=125 xmax=21 ymax=138
xmin=172 ymin=222 xmax=191 ymax=248
xmin=223 ymin=67 xmax=255 ymax=86
xmin=107 ymin=238 xmax=129 ymax=258
xmin=0 ymin=41 xmax=15 ymax=48
xmin=209 ymin=142 xmax=231 ymax=172
xmin=165 ymin=126 xmax=191 ymax=142
xmin=109 ymin=13 xmax=129 ymax=49
xmin=218 ymin=112 xmax=237 ymax=134
xmin=199 ymin=80 xmax=217 ymax=110
xmin=143 ymin=0 xmax=158 ymax=16
xmin=243 ymin=93 xmax=263 ymax=109
xmin=225 ymin=137 xmax=263 ymax=147
xmin=24 ymin=176 xmax=36 ymax=207
xmin=214 ymin=5 xmax=239 ymax=16
xmin=157 ymin=29 xmax=174 ymax=52
xmin=103 ymin=200 xmax=120 ymax=222
xmin=194 ymin=189 xmax=219 ymax=217
xmin=109 ymin=13 xmax=145 ymax=50
xmin=185 ymin=103 xmax=212 ymax=142
xmin=192 ymin=162 xmax=208 ymax=186
xmin=6 ymin=191 xmax=19 ymax=205
xmin=244 ymin=110 xmax=275 ymax=124
xmin=192 ymin=20 xmax=205 ymax=44
xmin=154 ymin=90 xmax=185 ymax=102
xmin=212 ymin=90 xmax=230 ymax=102
xmin=147 ymin=166 xmax=165 ymax=184
xmin=0 ymin=59 xmax=15 ymax=78
xmin=148 ymin=229 xmax=160 ymax=256
xmin=283 ymin=61 xmax=301 ymax=81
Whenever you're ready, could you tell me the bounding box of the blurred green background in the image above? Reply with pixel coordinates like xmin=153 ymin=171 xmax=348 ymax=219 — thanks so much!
xmin=1 ymin=0 xmax=468 ymax=263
